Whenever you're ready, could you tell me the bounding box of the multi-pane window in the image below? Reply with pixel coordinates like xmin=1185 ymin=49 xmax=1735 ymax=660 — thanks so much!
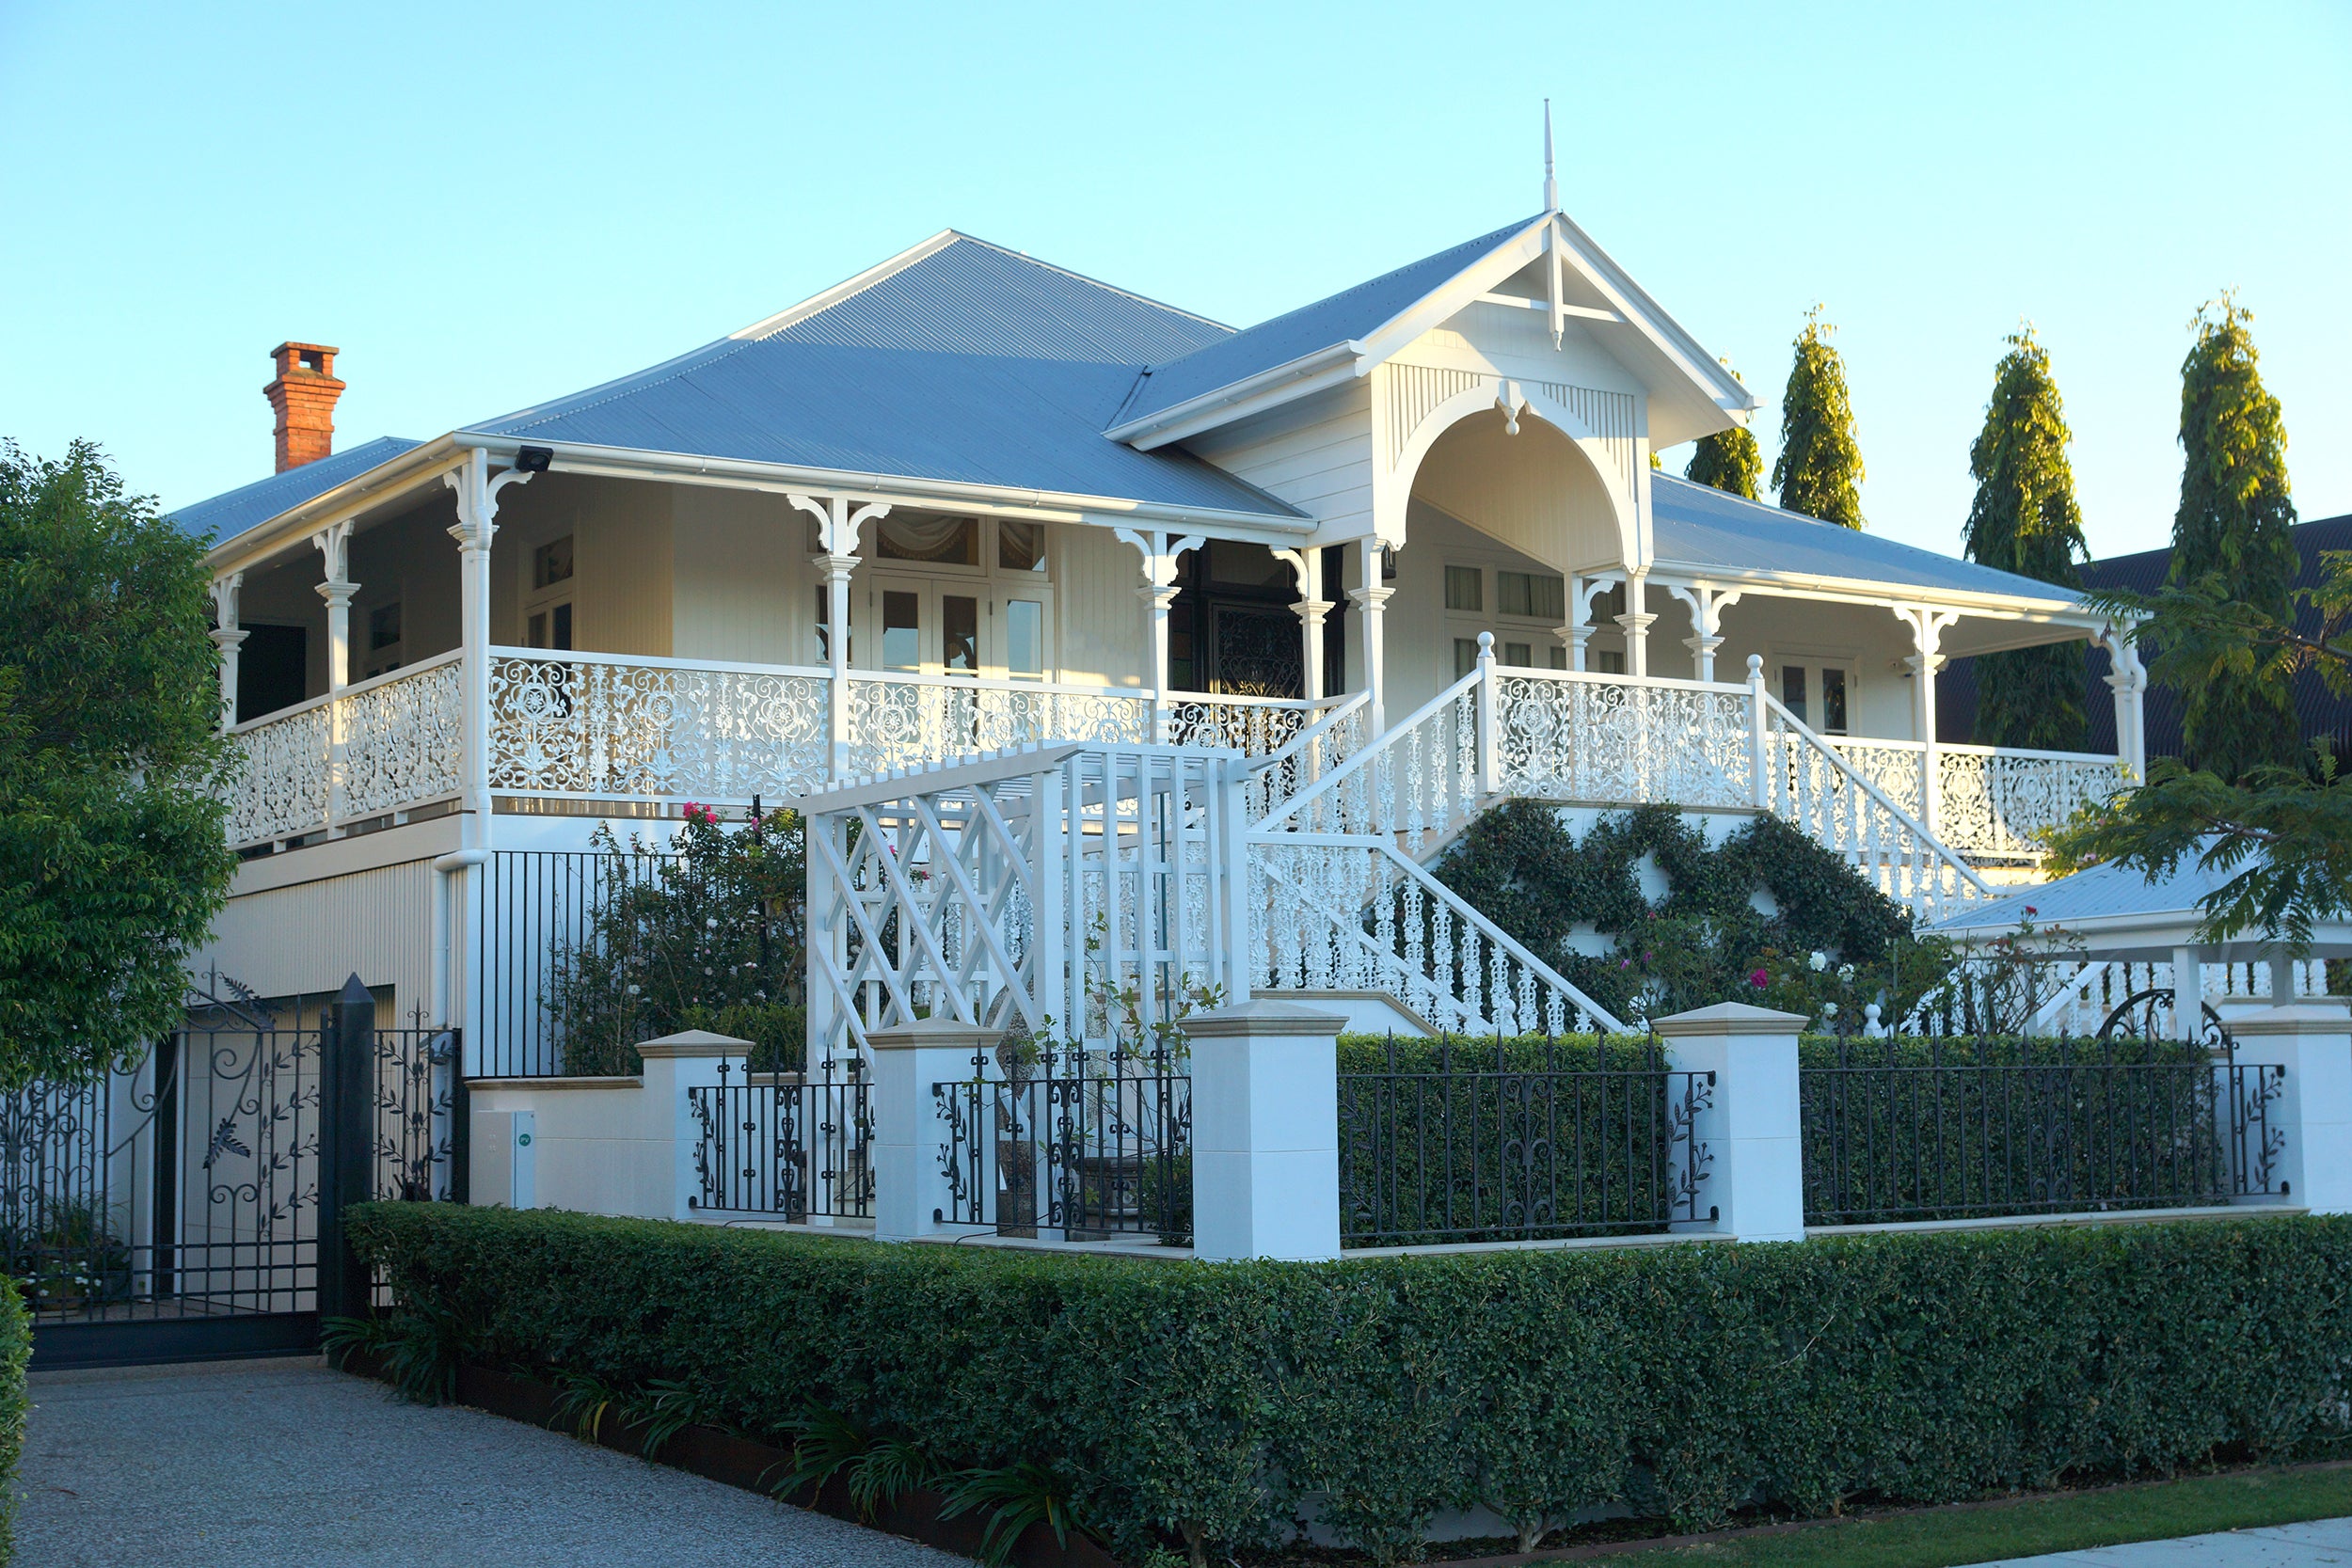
xmin=1497 ymin=570 xmax=1565 ymax=622
xmin=1443 ymin=564 xmax=1484 ymax=612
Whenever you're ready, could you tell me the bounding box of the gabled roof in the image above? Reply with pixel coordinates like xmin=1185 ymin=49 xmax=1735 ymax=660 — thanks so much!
xmin=1649 ymin=474 xmax=2086 ymax=606
xmin=1111 ymin=216 xmax=1545 ymax=430
xmin=458 ymin=231 xmax=1303 ymax=523
xmin=169 ymin=436 xmax=423 ymax=546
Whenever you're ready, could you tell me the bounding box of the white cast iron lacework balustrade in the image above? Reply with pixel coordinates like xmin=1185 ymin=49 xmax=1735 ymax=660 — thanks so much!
xmin=1492 ymin=671 xmax=1755 ymax=811
xmin=805 ymin=745 xmax=1248 ymax=1068
xmin=488 ymin=650 xmax=830 ymax=801
xmin=1827 ymin=739 xmax=2124 ymax=864
xmin=223 ymin=656 xmax=463 ymax=848
xmin=846 ymin=675 xmax=1155 ymax=777
xmin=339 ymin=657 xmax=463 ymax=820
xmin=1760 ymin=700 xmax=1995 ymax=924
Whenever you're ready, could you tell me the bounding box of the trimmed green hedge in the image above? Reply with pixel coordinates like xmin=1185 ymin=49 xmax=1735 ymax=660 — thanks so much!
xmin=351 ymin=1202 xmax=2352 ymax=1563
xmin=0 ymin=1278 xmax=25 ymax=1564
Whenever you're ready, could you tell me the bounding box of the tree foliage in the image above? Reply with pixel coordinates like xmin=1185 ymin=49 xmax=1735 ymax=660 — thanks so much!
xmin=1963 ymin=328 xmax=2090 ymax=750
xmin=542 ymin=805 xmax=807 ymax=1074
xmin=2171 ymin=294 xmax=2299 ymax=781
xmin=1772 ymin=307 xmax=1866 ymax=530
xmin=2057 ymin=555 xmax=2352 ymax=945
xmin=0 ymin=441 xmax=233 ymax=1087
xmin=1684 ymin=363 xmax=1761 ymax=499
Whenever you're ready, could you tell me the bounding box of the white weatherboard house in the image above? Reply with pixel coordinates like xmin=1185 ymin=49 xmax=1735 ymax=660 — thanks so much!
xmin=178 ymin=192 xmax=2146 ymax=1083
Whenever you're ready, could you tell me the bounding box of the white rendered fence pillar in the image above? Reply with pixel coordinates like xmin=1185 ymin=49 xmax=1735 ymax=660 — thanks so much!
xmin=868 ymin=1020 xmax=994 ymax=1243
xmin=1651 ymin=1003 xmax=1808 ymax=1243
xmin=1185 ymin=1000 xmax=1343 ymax=1261
xmin=2225 ymin=1004 xmax=2352 ymax=1214
xmin=640 ymin=1029 xmax=743 ymax=1222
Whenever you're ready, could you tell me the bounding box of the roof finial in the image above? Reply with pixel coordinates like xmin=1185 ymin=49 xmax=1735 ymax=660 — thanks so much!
xmin=1542 ymin=99 xmax=1559 ymax=213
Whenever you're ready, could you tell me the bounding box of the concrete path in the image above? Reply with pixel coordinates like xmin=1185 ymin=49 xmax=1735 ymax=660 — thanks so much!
xmin=16 ymin=1356 xmax=968 ymax=1567
xmin=1979 ymin=1516 xmax=2352 ymax=1564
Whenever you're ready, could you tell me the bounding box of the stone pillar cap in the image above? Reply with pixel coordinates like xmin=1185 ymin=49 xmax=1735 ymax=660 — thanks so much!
xmin=1181 ymin=999 xmax=1346 ymax=1039
xmin=866 ymin=1018 xmax=1005 ymax=1051
xmin=637 ymin=1029 xmax=753 ymax=1058
xmin=2227 ymin=1002 xmax=2352 ymax=1037
xmin=1649 ymin=1002 xmax=1811 ymax=1038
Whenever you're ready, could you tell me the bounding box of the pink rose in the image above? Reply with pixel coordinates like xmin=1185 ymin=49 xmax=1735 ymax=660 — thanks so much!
xmin=1748 ymin=968 xmax=1769 ymax=988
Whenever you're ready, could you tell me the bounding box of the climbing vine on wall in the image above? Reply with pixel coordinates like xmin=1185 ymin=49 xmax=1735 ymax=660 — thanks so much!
xmin=1430 ymin=801 xmax=1953 ymax=1022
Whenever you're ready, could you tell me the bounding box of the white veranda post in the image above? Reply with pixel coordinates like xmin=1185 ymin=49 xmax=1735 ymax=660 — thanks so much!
xmin=1896 ymin=605 xmax=1959 ymax=840
xmin=314 ymin=519 xmax=356 ymax=830
xmin=1274 ymin=548 xmax=1332 ymax=703
xmin=1348 ymin=538 xmax=1391 ymax=732
xmin=790 ymin=493 xmax=891 ymax=781
xmin=1113 ymin=528 xmax=1203 ymax=741
xmin=441 ymin=449 xmax=533 ymax=1070
xmin=209 ymin=572 xmax=245 ymax=727
xmin=1664 ymin=582 xmax=1741 ymax=685
xmin=1564 ymin=575 xmax=1613 ymax=673
xmin=1616 ymin=568 xmax=1655 ymax=678
xmin=2102 ymin=625 xmax=2149 ymax=780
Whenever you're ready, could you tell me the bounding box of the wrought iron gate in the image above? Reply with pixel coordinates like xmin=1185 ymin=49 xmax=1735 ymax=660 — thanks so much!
xmin=8 ymin=973 xmax=458 ymax=1368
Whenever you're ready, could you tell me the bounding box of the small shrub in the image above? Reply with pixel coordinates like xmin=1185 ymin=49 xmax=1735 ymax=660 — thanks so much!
xmin=0 ymin=1278 xmax=25 ymax=1560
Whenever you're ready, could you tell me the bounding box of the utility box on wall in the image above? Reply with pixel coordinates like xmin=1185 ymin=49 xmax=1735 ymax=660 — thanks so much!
xmin=469 ymin=1109 xmax=536 ymax=1209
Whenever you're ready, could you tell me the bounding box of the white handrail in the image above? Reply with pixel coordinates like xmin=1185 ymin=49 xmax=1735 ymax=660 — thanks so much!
xmin=1245 ymin=689 xmax=1369 ymax=777
xmin=1254 ymin=670 xmax=1482 ymax=833
xmin=1759 ymin=690 xmax=1994 ymax=902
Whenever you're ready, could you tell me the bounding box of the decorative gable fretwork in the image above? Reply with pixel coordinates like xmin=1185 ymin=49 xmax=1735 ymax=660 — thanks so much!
xmin=1380 ymin=364 xmax=1639 ymax=506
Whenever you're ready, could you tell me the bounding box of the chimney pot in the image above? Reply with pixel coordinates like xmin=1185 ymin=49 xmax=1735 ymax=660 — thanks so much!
xmin=263 ymin=341 xmax=345 ymax=473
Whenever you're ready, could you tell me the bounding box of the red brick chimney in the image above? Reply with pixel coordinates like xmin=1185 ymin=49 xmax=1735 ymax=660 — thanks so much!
xmin=263 ymin=341 xmax=345 ymax=472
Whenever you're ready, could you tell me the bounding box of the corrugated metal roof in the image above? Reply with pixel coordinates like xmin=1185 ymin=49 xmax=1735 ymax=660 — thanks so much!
xmin=1650 ymin=473 xmax=2084 ymax=603
xmin=168 ymin=436 xmax=423 ymax=547
xmin=1932 ymin=857 xmax=2227 ymax=935
xmin=466 ymin=234 xmax=1303 ymax=521
xmin=1114 ymin=216 xmax=1545 ymax=426
xmin=1939 ymin=513 xmax=2352 ymax=756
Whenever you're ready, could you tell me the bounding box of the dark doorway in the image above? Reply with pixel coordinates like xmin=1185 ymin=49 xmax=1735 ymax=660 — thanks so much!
xmin=1168 ymin=542 xmax=1345 ymax=698
xmin=234 ymin=624 xmax=308 ymax=722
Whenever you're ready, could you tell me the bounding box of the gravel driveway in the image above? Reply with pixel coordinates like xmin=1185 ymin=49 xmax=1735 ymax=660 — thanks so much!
xmin=17 ymin=1355 xmax=966 ymax=1567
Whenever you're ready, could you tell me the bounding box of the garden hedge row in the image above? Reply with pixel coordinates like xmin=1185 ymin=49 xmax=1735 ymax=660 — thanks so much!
xmin=350 ymin=1202 xmax=2352 ymax=1564
xmin=0 ymin=1279 xmax=26 ymax=1564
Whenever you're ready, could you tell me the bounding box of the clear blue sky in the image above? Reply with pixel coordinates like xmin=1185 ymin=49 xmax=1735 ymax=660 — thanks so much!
xmin=3 ymin=1 xmax=2346 ymax=563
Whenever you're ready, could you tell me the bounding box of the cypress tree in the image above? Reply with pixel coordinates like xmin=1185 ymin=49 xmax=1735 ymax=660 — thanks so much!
xmin=1685 ymin=364 xmax=1761 ymax=499
xmin=1772 ymin=307 xmax=1866 ymax=529
xmin=2171 ymin=294 xmax=2299 ymax=781
xmin=1963 ymin=328 xmax=2090 ymax=750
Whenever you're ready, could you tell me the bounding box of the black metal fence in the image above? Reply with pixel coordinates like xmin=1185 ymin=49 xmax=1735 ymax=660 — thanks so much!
xmin=935 ymin=1042 xmax=1192 ymax=1243
xmin=9 ymin=978 xmax=458 ymax=1366
xmin=687 ymin=1056 xmax=873 ymax=1221
xmin=1800 ymin=1035 xmax=2283 ymax=1226
xmin=1336 ymin=1035 xmax=1714 ymax=1247
xmin=478 ymin=845 xmax=676 ymax=1079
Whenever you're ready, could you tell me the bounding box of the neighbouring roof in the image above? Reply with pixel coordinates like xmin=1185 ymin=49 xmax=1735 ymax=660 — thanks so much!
xmin=459 ymin=232 xmax=1303 ymax=522
xmin=1932 ymin=849 xmax=2352 ymax=958
xmin=168 ymin=436 xmax=423 ymax=546
xmin=1648 ymin=474 xmax=2087 ymax=604
xmin=1111 ymin=215 xmax=1545 ymax=427
xmin=1938 ymin=513 xmax=2352 ymax=753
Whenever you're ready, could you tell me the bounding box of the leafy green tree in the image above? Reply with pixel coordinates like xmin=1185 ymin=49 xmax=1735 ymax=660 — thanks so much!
xmin=1962 ymin=328 xmax=2090 ymax=750
xmin=1684 ymin=365 xmax=1761 ymax=499
xmin=543 ymin=805 xmax=807 ymax=1073
xmin=2170 ymin=294 xmax=2300 ymax=781
xmin=1772 ymin=307 xmax=1866 ymax=529
xmin=0 ymin=441 xmax=234 ymax=1087
xmin=2058 ymin=556 xmax=2352 ymax=945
